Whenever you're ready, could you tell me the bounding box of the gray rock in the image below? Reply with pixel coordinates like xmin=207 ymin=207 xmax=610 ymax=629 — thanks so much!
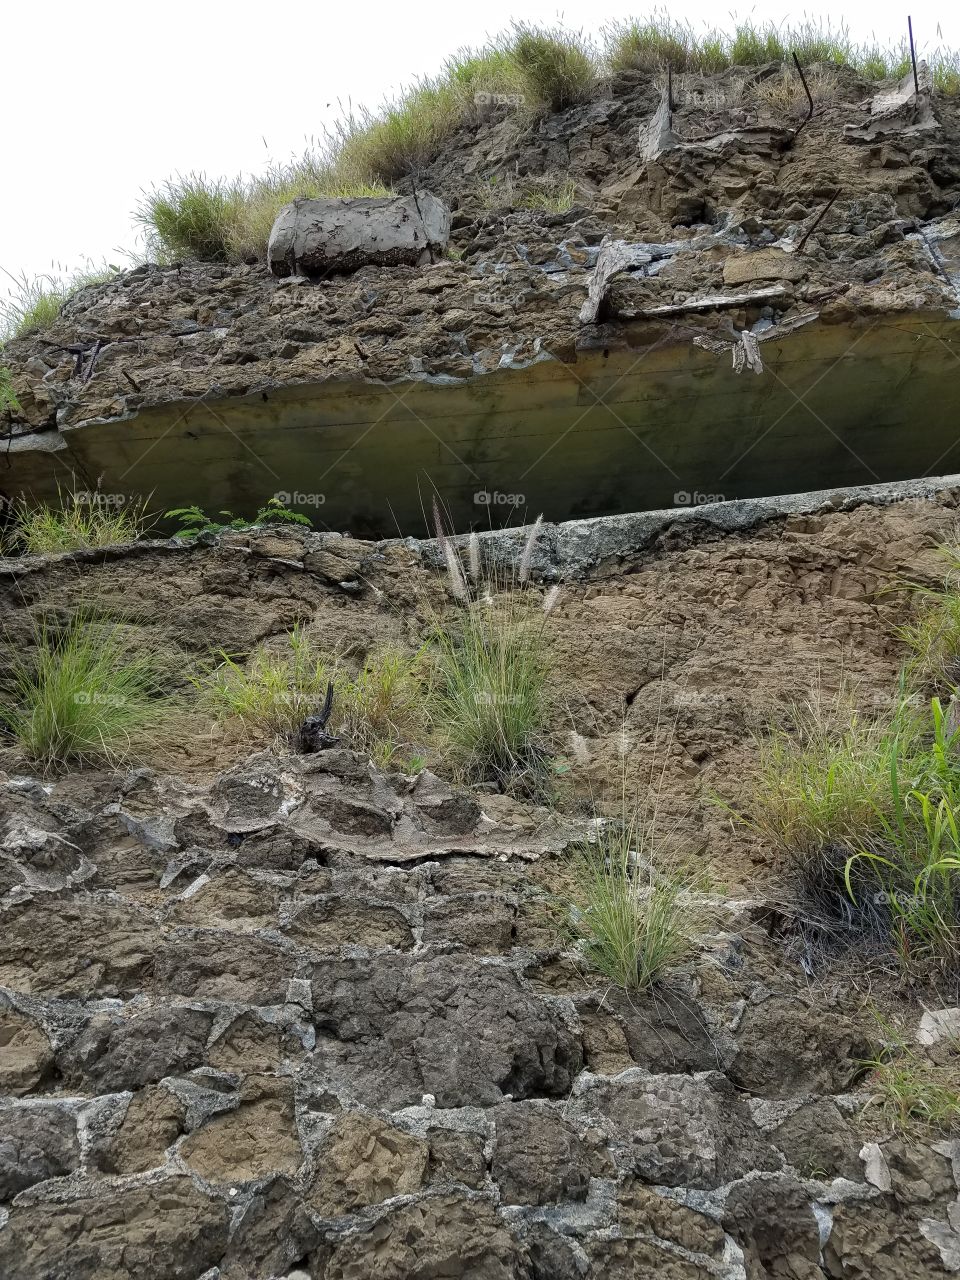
xmin=268 ymin=194 xmax=451 ymax=277
xmin=0 ymin=1104 xmax=78 ymax=1199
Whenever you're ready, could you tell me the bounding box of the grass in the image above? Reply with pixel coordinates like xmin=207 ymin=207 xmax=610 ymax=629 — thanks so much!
xmin=138 ymin=25 xmax=598 ymax=263
xmin=601 ymin=14 xmax=958 ymax=90
xmin=1 ymin=265 xmax=118 ymax=342
xmin=565 ymin=819 xmax=698 ymax=989
xmin=427 ymin=516 xmax=556 ymax=792
xmin=0 ymin=366 xmax=18 ymax=413
xmin=201 ymin=626 xmax=427 ymax=763
xmin=201 ymin=626 xmax=333 ymax=738
xmin=898 ymin=543 xmax=960 ymax=693
xmin=863 ymin=1024 xmax=960 ymax=1133
xmin=7 ymin=489 xmax=154 ymax=554
xmin=0 ymin=612 xmax=172 ymax=771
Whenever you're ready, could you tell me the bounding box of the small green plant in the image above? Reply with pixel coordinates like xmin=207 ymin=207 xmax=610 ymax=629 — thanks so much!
xmin=201 ymin=628 xmax=428 ymax=761
xmin=505 ymin=22 xmax=597 ymax=111
xmin=165 ymin=497 xmax=312 ymax=539
xmin=0 ymin=612 xmax=172 ymax=770
xmin=1 ymin=265 xmax=118 ymax=342
xmin=862 ymin=1025 xmax=960 ymax=1132
xmin=9 ymin=489 xmax=154 ymax=554
xmin=844 ymin=698 xmax=960 ymax=969
xmin=201 ymin=626 xmax=332 ymax=737
xmin=898 ymin=543 xmax=960 ymax=692
xmin=336 ymin=646 xmax=429 ymax=767
xmin=0 ymin=366 xmax=19 ymax=413
xmin=428 ymin=517 xmax=556 ymax=792
xmin=566 ymin=823 xmax=697 ymax=989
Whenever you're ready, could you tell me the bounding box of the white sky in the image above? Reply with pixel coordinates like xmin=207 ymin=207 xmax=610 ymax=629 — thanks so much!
xmin=3 ymin=0 xmax=958 ymax=293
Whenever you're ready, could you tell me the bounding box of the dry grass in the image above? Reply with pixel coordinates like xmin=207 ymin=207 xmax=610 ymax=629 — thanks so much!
xmin=1 ymin=264 xmax=117 ymax=342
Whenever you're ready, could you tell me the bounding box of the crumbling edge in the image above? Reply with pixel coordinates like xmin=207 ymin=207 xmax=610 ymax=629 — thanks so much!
xmin=2 ymin=472 xmax=959 ymax=583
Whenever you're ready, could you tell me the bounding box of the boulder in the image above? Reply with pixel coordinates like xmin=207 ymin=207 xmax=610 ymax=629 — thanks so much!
xmin=268 ymin=194 xmax=451 ymax=277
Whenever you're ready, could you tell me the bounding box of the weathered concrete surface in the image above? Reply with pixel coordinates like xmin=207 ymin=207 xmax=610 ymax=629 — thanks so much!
xmin=3 ymin=62 xmax=960 ymax=534
xmin=4 ymin=309 xmax=958 ymax=536
xmin=267 ymin=192 xmax=451 ymax=277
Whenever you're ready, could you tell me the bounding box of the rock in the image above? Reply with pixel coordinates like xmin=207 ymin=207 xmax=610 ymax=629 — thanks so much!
xmin=268 ymin=194 xmax=451 ymax=278
xmin=0 ymin=1006 xmax=54 ymax=1095
xmin=491 ymin=1103 xmax=590 ymax=1205
xmin=577 ymin=1071 xmax=777 ymax=1189
xmin=323 ymin=1191 xmax=522 ymax=1279
xmin=0 ymin=1174 xmax=230 ymax=1280
xmin=0 ymin=1104 xmax=79 ymax=1198
xmin=91 ymin=1084 xmax=186 ymax=1174
xmin=178 ymin=1075 xmax=303 ymax=1183
xmin=769 ymin=1099 xmax=863 ymax=1180
xmin=723 ymin=1176 xmax=823 ymax=1280
xmin=308 ymin=1113 xmax=429 ymax=1214
xmin=60 ymin=1005 xmax=214 ymax=1090
xmin=918 ymin=1007 xmax=960 ymax=1047
xmin=308 ymin=954 xmax=582 ymax=1109
xmin=154 ymin=928 xmax=293 ymax=1003
xmin=723 ymin=248 xmax=806 ymax=285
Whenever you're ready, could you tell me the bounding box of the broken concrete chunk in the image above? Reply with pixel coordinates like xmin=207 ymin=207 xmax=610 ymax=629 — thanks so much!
xmin=844 ymin=62 xmax=938 ymax=142
xmin=723 ymin=248 xmax=806 ymax=286
xmin=268 ymin=193 xmax=451 ymax=278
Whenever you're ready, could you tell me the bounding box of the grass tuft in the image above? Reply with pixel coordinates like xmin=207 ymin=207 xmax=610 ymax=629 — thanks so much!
xmin=565 ymin=820 xmax=698 ymax=989
xmin=201 ymin=627 xmax=427 ymax=763
xmin=0 ymin=612 xmax=172 ymax=771
xmin=428 ymin=517 xmax=554 ymax=792
xmin=8 ymin=488 xmax=154 ymax=555
xmin=1 ymin=265 xmax=118 ymax=342
xmin=863 ymin=1024 xmax=960 ymax=1133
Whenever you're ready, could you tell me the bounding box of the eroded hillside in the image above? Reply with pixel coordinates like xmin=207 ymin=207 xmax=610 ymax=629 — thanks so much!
xmin=4 ymin=481 xmax=960 ymax=1277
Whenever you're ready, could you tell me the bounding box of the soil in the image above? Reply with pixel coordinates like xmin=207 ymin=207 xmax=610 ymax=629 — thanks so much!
xmin=3 ymin=486 xmax=960 ymax=1277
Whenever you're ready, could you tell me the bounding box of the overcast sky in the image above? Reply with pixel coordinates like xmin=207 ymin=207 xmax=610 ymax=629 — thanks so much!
xmin=3 ymin=0 xmax=958 ymax=296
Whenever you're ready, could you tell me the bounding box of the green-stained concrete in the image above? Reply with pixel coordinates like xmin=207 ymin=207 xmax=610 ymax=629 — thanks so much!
xmin=5 ymin=314 xmax=959 ymax=535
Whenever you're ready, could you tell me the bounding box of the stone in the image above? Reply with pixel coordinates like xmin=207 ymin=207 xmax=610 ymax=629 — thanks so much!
xmin=60 ymin=1005 xmax=213 ymax=1090
xmin=308 ymin=1112 xmax=428 ymax=1215
xmin=268 ymin=194 xmax=451 ymax=278
xmin=918 ymin=1007 xmax=960 ymax=1047
xmin=723 ymin=248 xmax=805 ymax=285
xmin=91 ymin=1085 xmax=186 ymax=1174
xmin=0 ymin=899 xmax=158 ymax=997
xmin=0 ymin=1006 xmax=54 ymax=1095
xmin=284 ymin=897 xmax=413 ymax=953
xmin=579 ymin=1071 xmax=777 ymax=1189
xmin=178 ymin=1075 xmax=303 ymax=1183
xmin=0 ymin=1104 xmax=79 ymax=1198
xmin=0 ymin=1175 xmax=230 ymax=1280
xmin=770 ymin=1099 xmax=863 ymax=1180
xmin=491 ymin=1103 xmax=590 ymax=1205
xmin=309 ymin=954 xmax=582 ymax=1109
xmin=154 ymin=928 xmax=292 ymax=1003
xmin=427 ymin=1126 xmax=488 ymax=1189
xmin=323 ymin=1192 xmax=522 ymax=1279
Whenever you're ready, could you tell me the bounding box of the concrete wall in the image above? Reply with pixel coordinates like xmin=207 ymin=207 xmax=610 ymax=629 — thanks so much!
xmin=5 ymin=313 xmax=958 ymax=536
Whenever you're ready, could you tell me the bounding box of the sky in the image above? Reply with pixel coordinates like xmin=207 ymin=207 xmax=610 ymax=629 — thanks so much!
xmin=2 ymin=0 xmax=958 ymax=297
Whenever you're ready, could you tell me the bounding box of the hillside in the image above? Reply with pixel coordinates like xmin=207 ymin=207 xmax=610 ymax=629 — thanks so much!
xmin=2 ymin=53 xmax=960 ymax=533
xmin=4 ymin=25 xmax=960 ymax=1280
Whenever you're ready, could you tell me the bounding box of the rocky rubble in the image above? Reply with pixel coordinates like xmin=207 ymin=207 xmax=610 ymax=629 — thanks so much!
xmin=2 ymin=64 xmax=960 ymax=529
xmin=0 ymin=743 xmax=958 ymax=1278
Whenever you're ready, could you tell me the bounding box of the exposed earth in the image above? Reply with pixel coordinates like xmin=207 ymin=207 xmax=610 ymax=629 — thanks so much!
xmin=4 ymin=479 xmax=960 ymax=1277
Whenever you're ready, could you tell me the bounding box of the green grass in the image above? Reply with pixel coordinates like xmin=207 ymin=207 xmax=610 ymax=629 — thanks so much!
xmin=507 ymin=22 xmax=596 ymax=111
xmin=601 ymin=14 xmax=958 ymax=90
xmin=202 ymin=626 xmax=333 ymax=738
xmin=0 ymin=366 xmax=19 ymax=413
xmin=863 ymin=1025 xmax=960 ymax=1132
xmin=8 ymin=489 xmax=154 ymax=554
xmin=201 ymin=627 xmax=427 ymax=762
xmin=0 ymin=612 xmax=173 ymax=771
xmin=1 ymin=265 xmax=118 ymax=342
xmin=428 ymin=520 xmax=556 ymax=792
xmin=565 ymin=821 xmax=698 ymax=989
